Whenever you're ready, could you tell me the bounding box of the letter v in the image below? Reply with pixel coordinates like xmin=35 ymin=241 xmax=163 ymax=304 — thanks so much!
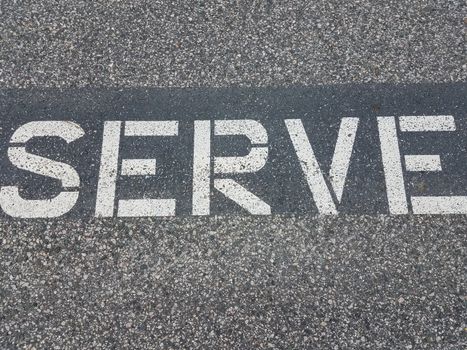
xmin=285 ymin=118 xmax=359 ymax=214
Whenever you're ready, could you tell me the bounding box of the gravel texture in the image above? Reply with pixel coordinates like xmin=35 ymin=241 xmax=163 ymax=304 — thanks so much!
xmin=0 ymin=0 xmax=465 ymax=88
xmin=0 ymin=0 xmax=466 ymax=349
xmin=0 ymin=216 xmax=466 ymax=349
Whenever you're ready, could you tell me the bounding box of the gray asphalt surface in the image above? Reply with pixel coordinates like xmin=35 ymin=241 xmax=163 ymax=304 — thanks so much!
xmin=1 ymin=1 xmax=466 ymax=349
xmin=1 ymin=0 xmax=465 ymax=87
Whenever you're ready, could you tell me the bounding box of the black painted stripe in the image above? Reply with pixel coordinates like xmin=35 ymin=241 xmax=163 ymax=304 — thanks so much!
xmin=0 ymin=82 xmax=466 ymax=218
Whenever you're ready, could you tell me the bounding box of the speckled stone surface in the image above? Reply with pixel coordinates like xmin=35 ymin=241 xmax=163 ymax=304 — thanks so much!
xmin=0 ymin=1 xmax=466 ymax=349
xmin=0 ymin=0 xmax=465 ymax=88
xmin=0 ymin=216 xmax=466 ymax=349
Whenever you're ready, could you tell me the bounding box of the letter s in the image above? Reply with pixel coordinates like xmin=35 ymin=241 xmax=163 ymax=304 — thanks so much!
xmin=0 ymin=121 xmax=85 ymax=218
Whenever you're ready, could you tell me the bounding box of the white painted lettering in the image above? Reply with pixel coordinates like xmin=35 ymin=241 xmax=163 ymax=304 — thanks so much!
xmin=95 ymin=121 xmax=178 ymax=217
xmin=192 ymin=119 xmax=270 ymax=215
xmin=0 ymin=121 xmax=84 ymax=218
xmin=285 ymin=118 xmax=359 ymax=214
xmin=377 ymin=116 xmax=409 ymax=214
xmin=400 ymin=115 xmax=467 ymax=214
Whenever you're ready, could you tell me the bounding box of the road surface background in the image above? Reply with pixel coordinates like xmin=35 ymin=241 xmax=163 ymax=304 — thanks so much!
xmin=0 ymin=1 xmax=466 ymax=349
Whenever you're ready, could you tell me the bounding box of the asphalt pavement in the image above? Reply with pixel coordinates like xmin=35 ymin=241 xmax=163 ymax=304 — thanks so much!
xmin=0 ymin=1 xmax=466 ymax=349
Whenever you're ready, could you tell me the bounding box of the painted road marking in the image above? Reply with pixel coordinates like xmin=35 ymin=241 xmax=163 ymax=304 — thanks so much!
xmin=285 ymin=119 xmax=338 ymax=215
xmin=377 ymin=116 xmax=409 ymax=214
xmin=0 ymin=121 xmax=84 ymax=218
xmin=97 ymin=121 xmax=179 ymax=218
xmin=94 ymin=121 xmax=121 ymax=217
xmin=0 ymin=83 xmax=465 ymax=218
xmin=192 ymin=120 xmax=211 ymax=216
xmin=120 ymin=159 xmax=157 ymax=176
xmin=399 ymin=115 xmax=456 ymax=132
xmin=404 ymin=155 xmax=442 ymax=172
